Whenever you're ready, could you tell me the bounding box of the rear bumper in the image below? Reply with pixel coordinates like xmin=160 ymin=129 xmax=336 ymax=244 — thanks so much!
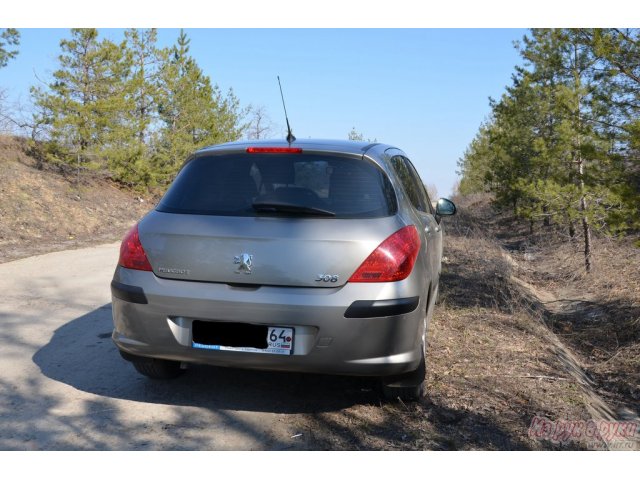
xmin=111 ymin=267 xmax=428 ymax=376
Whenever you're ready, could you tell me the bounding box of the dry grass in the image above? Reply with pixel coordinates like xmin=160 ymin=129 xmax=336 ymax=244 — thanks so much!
xmin=534 ymin=237 xmax=640 ymax=412
xmin=0 ymin=135 xmax=153 ymax=263
xmin=424 ymin=198 xmax=595 ymax=449
xmin=458 ymin=193 xmax=640 ymax=422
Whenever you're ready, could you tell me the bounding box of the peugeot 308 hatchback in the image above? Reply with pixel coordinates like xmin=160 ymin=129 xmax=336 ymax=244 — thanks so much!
xmin=111 ymin=139 xmax=456 ymax=399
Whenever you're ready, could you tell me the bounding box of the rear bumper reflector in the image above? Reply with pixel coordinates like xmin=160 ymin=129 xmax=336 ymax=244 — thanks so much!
xmin=344 ymin=296 xmax=420 ymax=318
xmin=111 ymin=280 xmax=148 ymax=305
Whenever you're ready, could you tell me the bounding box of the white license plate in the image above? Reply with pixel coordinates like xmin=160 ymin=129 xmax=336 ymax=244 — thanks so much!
xmin=192 ymin=327 xmax=294 ymax=355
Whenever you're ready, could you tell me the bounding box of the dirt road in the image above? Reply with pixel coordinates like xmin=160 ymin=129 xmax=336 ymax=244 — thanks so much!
xmin=0 ymin=243 xmax=350 ymax=449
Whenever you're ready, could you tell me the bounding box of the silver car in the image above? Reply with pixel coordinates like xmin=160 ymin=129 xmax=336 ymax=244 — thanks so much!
xmin=111 ymin=139 xmax=456 ymax=399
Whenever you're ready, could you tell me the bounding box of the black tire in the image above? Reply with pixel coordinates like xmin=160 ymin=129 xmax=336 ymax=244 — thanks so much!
xmin=132 ymin=357 xmax=184 ymax=379
xmin=381 ymin=351 xmax=426 ymax=401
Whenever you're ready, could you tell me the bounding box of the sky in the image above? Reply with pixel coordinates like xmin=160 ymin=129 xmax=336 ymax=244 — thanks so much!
xmin=1 ymin=28 xmax=527 ymax=197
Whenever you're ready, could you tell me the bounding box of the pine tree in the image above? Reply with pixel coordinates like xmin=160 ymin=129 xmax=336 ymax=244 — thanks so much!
xmin=578 ymin=29 xmax=640 ymax=234
xmin=31 ymin=28 xmax=127 ymax=172
xmin=0 ymin=28 xmax=20 ymax=68
xmin=104 ymin=29 xmax=161 ymax=187
xmin=458 ymin=29 xmax=639 ymax=272
xmin=154 ymin=30 xmax=247 ymax=183
xmin=523 ymin=29 xmax=624 ymax=271
xmin=457 ymin=122 xmax=496 ymax=196
xmin=124 ymin=28 xmax=161 ymax=146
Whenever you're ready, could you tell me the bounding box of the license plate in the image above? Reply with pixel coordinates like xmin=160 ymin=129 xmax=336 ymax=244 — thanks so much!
xmin=192 ymin=327 xmax=294 ymax=355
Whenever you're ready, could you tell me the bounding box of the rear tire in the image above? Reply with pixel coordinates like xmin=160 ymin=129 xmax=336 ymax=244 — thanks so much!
xmin=132 ymin=357 xmax=184 ymax=379
xmin=380 ymin=349 xmax=426 ymax=401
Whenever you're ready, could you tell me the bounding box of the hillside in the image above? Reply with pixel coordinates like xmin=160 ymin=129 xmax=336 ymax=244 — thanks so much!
xmin=0 ymin=136 xmax=153 ymax=263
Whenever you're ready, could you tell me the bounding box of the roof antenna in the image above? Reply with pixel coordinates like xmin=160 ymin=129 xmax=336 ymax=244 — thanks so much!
xmin=277 ymin=76 xmax=296 ymax=144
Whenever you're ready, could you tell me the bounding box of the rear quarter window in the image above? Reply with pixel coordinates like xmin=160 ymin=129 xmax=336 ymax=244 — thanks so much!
xmin=390 ymin=155 xmax=431 ymax=213
xmin=157 ymin=153 xmax=397 ymax=218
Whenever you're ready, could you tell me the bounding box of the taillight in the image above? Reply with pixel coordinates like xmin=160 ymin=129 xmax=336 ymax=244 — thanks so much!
xmin=246 ymin=147 xmax=302 ymax=154
xmin=118 ymin=224 xmax=152 ymax=271
xmin=348 ymin=225 xmax=421 ymax=283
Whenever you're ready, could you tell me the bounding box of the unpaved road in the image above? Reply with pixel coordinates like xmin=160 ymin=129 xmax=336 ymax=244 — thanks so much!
xmin=2 ymin=237 xmax=629 ymax=451
xmin=0 ymin=243 xmax=385 ymax=450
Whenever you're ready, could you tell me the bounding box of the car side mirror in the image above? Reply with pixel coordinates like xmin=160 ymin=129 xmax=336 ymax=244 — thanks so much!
xmin=435 ymin=198 xmax=456 ymax=218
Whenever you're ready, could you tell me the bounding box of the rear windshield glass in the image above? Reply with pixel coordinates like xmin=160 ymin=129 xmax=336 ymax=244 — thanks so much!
xmin=157 ymin=153 xmax=397 ymax=218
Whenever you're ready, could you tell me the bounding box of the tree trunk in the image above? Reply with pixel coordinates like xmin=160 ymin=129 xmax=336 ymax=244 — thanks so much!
xmin=574 ymin=42 xmax=592 ymax=273
xmin=543 ymin=205 xmax=551 ymax=227
xmin=139 ymin=104 xmax=146 ymax=143
xmin=582 ymin=211 xmax=592 ymax=272
xmin=578 ymin=157 xmax=591 ymax=272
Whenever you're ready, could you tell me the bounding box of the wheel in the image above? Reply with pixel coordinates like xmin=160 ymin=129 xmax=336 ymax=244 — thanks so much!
xmin=131 ymin=357 xmax=184 ymax=379
xmin=380 ymin=349 xmax=426 ymax=401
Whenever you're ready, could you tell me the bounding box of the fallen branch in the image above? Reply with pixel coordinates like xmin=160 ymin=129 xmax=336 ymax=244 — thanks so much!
xmin=463 ymin=374 xmax=569 ymax=381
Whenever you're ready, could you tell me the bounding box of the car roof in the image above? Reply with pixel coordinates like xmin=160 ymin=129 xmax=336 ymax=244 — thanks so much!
xmin=196 ymin=138 xmax=393 ymax=157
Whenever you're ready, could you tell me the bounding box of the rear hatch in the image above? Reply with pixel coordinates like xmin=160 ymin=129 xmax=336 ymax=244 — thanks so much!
xmin=140 ymin=150 xmax=400 ymax=288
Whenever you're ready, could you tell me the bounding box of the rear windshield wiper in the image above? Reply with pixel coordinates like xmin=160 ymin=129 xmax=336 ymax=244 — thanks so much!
xmin=252 ymin=200 xmax=336 ymax=217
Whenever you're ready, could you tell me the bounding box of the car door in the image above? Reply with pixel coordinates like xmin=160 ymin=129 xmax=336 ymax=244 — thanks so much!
xmin=389 ymin=154 xmax=440 ymax=291
xmin=403 ymin=157 xmax=443 ymax=281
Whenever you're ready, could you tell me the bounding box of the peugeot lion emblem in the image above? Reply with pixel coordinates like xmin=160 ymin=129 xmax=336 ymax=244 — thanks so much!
xmin=234 ymin=253 xmax=253 ymax=274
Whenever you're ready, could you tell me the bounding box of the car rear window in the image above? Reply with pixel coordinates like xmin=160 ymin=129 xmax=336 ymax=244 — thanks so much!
xmin=157 ymin=153 xmax=397 ymax=218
